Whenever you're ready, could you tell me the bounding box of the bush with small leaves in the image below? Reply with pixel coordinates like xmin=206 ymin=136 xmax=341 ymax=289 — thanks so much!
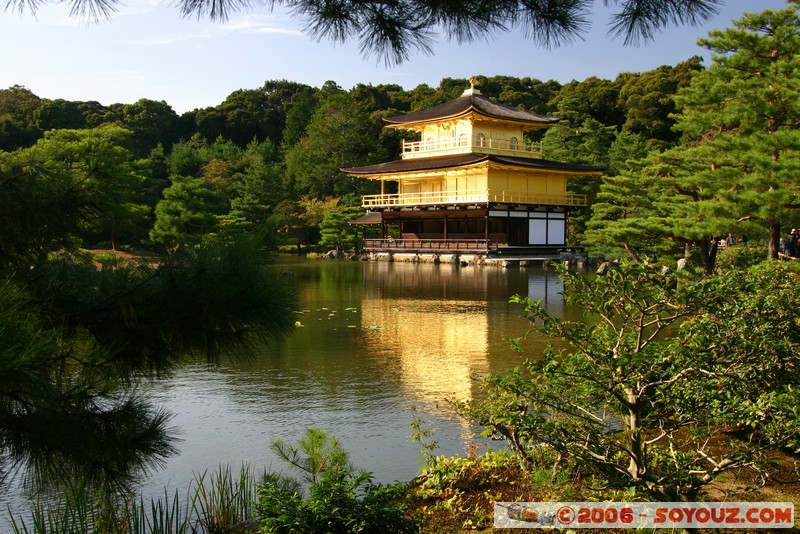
xmin=256 ymin=428 xmax=420 ymax=533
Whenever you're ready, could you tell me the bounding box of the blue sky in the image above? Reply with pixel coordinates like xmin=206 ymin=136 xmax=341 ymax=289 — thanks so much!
xmin=0 ymin=0 xmax=790 ymax=114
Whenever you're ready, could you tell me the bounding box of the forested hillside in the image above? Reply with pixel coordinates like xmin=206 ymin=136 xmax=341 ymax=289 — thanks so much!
xmin=0 ymin=64 xmax=702 ymax=252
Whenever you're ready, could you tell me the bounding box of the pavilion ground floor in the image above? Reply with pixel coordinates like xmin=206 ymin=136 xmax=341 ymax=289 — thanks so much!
xmin=353 ymin=205 xmax=583 ymax=257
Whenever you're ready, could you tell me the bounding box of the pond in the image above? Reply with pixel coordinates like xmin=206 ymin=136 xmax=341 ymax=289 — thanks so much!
xmin=2 ymin=256 xmax=577 ymax=525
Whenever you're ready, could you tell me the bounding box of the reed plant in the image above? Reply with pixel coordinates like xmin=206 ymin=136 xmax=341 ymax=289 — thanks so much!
xmin=8 ymin=464 xmax=262 ymax=534
xmin=192 ymin=464 xmax=261 ymax=532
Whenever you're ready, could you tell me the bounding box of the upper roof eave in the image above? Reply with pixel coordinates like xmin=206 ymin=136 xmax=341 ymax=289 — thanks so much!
xmin=384 ymin=93 xmax=561 ymax=127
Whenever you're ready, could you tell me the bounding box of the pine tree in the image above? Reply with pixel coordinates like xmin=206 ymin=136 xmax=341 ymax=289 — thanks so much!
xmin=149 ymin=175 xmax=227 ymax=248
xmin=319 ymin=206 xmax=366 ymax=251
xmin=673 ymin=1 xmax=800 ymax=259
xmin=589 ymin=2 xmax=800 ymax=271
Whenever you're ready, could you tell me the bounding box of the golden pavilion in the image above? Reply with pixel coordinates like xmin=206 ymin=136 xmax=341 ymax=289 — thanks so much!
xmin=343 ymin=79 xmax=603 ymax=257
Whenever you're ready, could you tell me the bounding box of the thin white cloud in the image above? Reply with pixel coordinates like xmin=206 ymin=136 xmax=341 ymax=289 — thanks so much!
xmin=135 ymin=13 xmax=302 ymax=45
xmin=116 ymin=0 xmax=167 ymax=16
xmin=138 ymin=32 xmax=215 ymax=44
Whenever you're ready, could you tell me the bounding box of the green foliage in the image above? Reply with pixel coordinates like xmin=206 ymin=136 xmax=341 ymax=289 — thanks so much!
xmin=672 ymin=3 xmax=800 ymax=259
xmin=257 ymin=428 xmax=419 ymax=533
xmin=715 ymin=240 xmax=769 ymax=270
xmin=45 ymin=126 xmax=152 ymax=249
xmin=157 ymin=135 xmax=290 ymax=241
xmin=607 ymin=130 xmax=649 ymax=177
xmin=281 ymin=86 xmax=320 ymax=149
xmin=543 ymin=116 xmax=616 ymax=167
xmin=149 ymin=175 xmax=227 ymax=247
xmin=280 ymin=196 xmax=343 ymax=247
xmin=318 ymin=206 xmax=365 ymax=251
xmin=191 ymin=464 xmax=261 ymax=532
xmin=258 ymin=469 xmax=416 ymax=534
xmin=408 ymin=449 xmax=565 ymax=531
xmin=587 ymin=145 xmax=736 ymax=272
xmin=407 ymin=405 xmax=439 ymax=468
xmin=412 ymin=450 xmax=519 ymax=499
xmin=589 ymin=4 xmax=800 ymax=268
xmin=1 ymin=123 xmax=155 ymax=252
xmin=0 ymin=85 xmax=42 ymax=150
xmin=222 ymin=145 xmax=285 ymax=232
xmin=1 ymin=123 xmax=299 ymax=491
xmin=618 ymin=57 xmax=703 ymax=147
xmin=0 ymin=142 xmax=92 ymax=268
xmin=284 ymin=92 xmax=383 ymax=198
xmin=546 ymin=76 xmax=625 ymax=128
xmin=119 ymin=98 xmax=181 ymax=158
xmin=268 ymin=199 xmax=309 ymax=248
xmin=168 ymin=134 xmax=208 ymax=176
xmin=34 ymin=99 xmax=86 ymax=130
xmin=270 ymin=427 xmax=354 ymax=485
xmin=187 ymin=82 xmax=314 ymax=149
xmin=459 ymin=261 xmax=800 ymax=500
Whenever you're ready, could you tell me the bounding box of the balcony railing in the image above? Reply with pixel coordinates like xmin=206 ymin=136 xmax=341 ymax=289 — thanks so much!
xmin=363 ymin=238 xmax=498 ymax=253
xmin=402 ymin=136 xmax=542 ymax=158
xmin=361 ymin=190 xmax=587 ymax=208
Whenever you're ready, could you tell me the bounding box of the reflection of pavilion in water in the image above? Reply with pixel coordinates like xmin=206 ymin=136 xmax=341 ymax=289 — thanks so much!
xmin=357 ymin=262 xmax=564 ymax=403
xmin=526 ymin=270 xmax=565 ymax=317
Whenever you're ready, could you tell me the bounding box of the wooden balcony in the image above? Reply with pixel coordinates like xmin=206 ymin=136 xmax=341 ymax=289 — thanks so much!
xmin=361 ymin=190 xmax=587 ymax=209
xmin=402 ymin=136 xmax=542 ymax=159
xmin=363 ymin=238 xmax=498 ymax=253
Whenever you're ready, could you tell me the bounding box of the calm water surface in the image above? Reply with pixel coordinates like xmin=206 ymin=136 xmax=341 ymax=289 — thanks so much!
xmin=2 ymin=257 xmax=575 ymax=523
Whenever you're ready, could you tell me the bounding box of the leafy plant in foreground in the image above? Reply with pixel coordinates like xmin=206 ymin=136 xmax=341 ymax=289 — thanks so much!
xmin=256 ymin=427 xmax=419 ymax=533
xmin=458 ymin=261 xmax=800 ymax=500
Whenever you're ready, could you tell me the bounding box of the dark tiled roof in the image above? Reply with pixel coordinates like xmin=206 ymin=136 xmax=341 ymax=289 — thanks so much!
xmin=348 ymin=211 xmax=382 ymax=225
xmin=384 ymin=93 xmax=560 ymax=126
xmin=493 ymin=155 xmax=605 ymax=173
xmin=343 ymin=154 xmax=487 ymax=174
xmin=342 ymin=154 xmax=604 ymax=175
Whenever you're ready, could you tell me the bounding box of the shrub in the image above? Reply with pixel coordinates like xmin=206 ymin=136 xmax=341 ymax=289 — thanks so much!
xmin=256 ymin=428 xmax=419 ymax=533
xmin=715 ymin=240 xmax=768 ymax=270
xmin=458 ymin=261 xmax=800 ymax=500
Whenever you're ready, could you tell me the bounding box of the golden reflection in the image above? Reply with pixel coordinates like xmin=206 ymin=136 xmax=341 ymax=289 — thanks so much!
xmin=359 ymin=262 xmax=493 ymax=403
xmin=360 ymin=297 xmax=489 ymax=403
xmin=357 ymin=261 xmax=566 ymax=404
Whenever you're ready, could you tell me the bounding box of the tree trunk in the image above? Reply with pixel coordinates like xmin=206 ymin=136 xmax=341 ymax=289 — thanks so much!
xmin=625 ymin=389 xmax=646 ymax=484
xmin=769 ymin=221 xmax=781 ymax=260
xmin=623 ymin=243 xmax=643 ymax=264
xmin=110 ymin=218 xmax=119 ymax=251
xmin=699 ymin=236 xmax=718 ymax=276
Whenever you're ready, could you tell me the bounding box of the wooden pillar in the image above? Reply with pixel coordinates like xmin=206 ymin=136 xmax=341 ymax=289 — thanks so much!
xmin=443 ymin=213 xmax=448 ymax=242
